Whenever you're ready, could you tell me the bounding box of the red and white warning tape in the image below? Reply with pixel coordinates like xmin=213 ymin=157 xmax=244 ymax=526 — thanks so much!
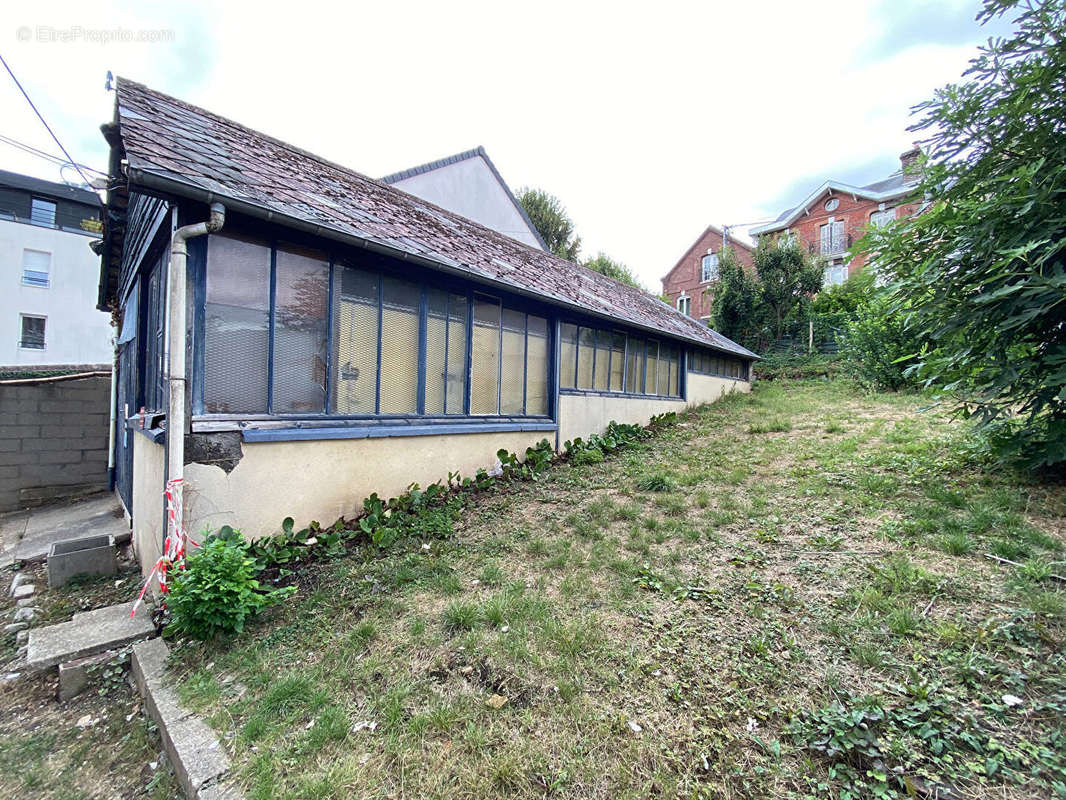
xmin=131 ymin=478 xmax=197 ymax=617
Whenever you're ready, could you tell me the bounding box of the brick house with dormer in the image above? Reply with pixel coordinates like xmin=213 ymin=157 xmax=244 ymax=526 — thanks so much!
xmin=749 ymin=147 xmax=923 ymax=286
xmin=661 ymin=226 xmax=754 ymax=322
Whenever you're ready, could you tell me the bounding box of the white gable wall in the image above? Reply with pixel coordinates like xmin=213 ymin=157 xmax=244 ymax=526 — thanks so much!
xmin=388 ymin=156 xmax=544 ymax=250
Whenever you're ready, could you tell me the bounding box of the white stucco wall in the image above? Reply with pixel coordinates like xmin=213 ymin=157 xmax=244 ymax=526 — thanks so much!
xmin=181 ymin=430 xmax=549 ymax=545
xmin=132 ymin=433 xmax=166 ymax=578
xmin=558 ymin=373 xmax=749 ymax=445
xmin=0 ymin=219 xmax=113 ymax=367
xmin=389 ymin=156 xmax=544 ymax=250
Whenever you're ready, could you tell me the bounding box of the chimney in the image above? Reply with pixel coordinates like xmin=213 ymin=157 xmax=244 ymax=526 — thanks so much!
xmin=900 ymin=143 xmax=921 ymax=174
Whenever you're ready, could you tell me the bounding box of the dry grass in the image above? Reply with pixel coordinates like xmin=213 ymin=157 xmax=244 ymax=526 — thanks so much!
xmin=169 ymin=380 xmax=1066 ymax=799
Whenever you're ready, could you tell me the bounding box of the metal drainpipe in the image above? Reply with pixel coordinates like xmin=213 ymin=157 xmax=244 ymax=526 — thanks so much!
xmin=166 ymin=203 xmax=225 ymax=546
xmin=106 ymin=337 xmax=118 ymax=490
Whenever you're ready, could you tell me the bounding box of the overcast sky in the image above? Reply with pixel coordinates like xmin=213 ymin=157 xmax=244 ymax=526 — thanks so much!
xmin=2 ymin=0 xmax=1013 ymax=290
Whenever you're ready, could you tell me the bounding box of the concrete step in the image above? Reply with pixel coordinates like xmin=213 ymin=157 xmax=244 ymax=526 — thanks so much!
xmin=25 ymin=601 xmax=155 ymax=672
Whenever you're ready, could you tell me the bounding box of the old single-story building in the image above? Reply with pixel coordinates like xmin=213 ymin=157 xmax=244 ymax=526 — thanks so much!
xmin=97 ymin=79 xmax=758 ymax=577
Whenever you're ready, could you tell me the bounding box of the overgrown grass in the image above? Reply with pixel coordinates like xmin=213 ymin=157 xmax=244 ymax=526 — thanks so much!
xmin=169 ymin=379 xmax=1066 ymax=799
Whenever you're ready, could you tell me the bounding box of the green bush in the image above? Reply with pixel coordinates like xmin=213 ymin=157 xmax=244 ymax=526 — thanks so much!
xmin=839 ymin=293 xmax=926 ymax=391
xmin=166 ymin=533 xmax=295 ymax=640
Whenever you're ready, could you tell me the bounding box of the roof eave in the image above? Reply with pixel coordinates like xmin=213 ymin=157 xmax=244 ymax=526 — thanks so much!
xmin=751 ymin=181 xmax=919 ymax=236
xmin=128 ymin=165 xmax=756 ymax=359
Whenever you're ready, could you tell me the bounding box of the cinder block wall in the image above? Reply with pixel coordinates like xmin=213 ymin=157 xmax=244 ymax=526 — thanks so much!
xmin=0 ymin=373 xmax=111 ymax=511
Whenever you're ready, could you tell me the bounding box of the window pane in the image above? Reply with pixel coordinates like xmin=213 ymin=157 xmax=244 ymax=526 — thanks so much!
xmin=526 ymin=315 xmax=549 ymax=415
xmin=22 ymin=249 xmax=50 ymax=287
xmin=30 ymin=198 xmax=56 ymax=227
xmin=668 ymin=346 xmax=680 ymax=396
xmin=205 ymin=234 xmax=271 ymax=413
xmin=559 ymin=323 xmax=577 ymax=389
xmin=610 ymin=333 xmax=625 ymax=391
xmin=272 ymin=244 xmax=329 ymax=413
xmin=425 ymin=289 xmax=448 ymax=415
xmin=332 ymin=266 xmax=379 ymax=414
xmin=380 ymin=276 xmax=420 ymax=414
xmin=594 ymin=330 xmax=611 ymax=391
xmin=471 ymin=296 xmax=501 ymax=414
xmin=501 ymin=308 xmax=526 ymax=414
xmin=446 ymin=294 xmax=468 ymax=414
xmin=20 ymin=315 xmax=45 ymax=348
xmin=626 ymin=336 xmax=644 ymax=393
xmin=577 ymin=327 xmax=595 ymax=389
xmin=645 ymin=341 xmax=659 ymax=395
xmin=145 ymin=258 xmax=166 ymax=411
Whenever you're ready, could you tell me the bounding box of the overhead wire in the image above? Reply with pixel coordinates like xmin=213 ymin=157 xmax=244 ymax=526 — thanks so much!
xmin=0 ymin=52 xmax=98 ymax=187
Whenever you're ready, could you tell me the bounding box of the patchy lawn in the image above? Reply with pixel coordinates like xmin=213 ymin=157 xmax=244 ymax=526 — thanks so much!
xmin=170 ymin=379 xmax=1065 ymax=799
xmin=0 ymin=565 xmax=181 ymax=799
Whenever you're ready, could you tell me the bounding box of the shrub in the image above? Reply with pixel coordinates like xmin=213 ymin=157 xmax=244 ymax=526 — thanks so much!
xmin=166 ymin=533 xmax=295 ymax=640
xmin=839 ymin=292 xmax=927 ymax=391
xmin=636 ymin=472 xmax=677 ymax=492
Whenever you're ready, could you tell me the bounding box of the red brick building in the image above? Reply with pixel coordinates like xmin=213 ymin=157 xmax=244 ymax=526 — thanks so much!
xmin=661 ymin=226 xmax=754 ymax=322
xmin=749 ymin=147 xmax=922 ymax=286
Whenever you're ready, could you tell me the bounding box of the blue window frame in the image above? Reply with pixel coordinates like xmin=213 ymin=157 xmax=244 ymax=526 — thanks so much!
xmin=559 ymin=322 xmax=682 ymax=398
xmin=200 ymin=232 xmax=553 ymax=420
xmin=689 ymin=347 xmax=748 ymax=380
xmin=142 ymin=249 xmax=168 ymax=412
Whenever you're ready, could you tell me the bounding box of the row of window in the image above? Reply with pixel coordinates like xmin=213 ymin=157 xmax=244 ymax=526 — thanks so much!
xmin=202 ymin=234 xmax=551 ymax=417
xmin=559 ymin=324 xmax=681 ymax=398
xmin=689 ymin=348 xmax=747 ymax=380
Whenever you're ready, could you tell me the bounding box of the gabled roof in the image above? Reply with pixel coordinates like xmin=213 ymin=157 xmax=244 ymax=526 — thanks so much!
xmin=108 ymin=78 xmax=757 ymax=359
xmin=0 ymin=168 xmax=101 ymax=207
xmin=661 ymin=224 xmax=752 ymax=282
xmin=751 ymin=174 xmax=918 ymax=236
xmin=381 ymin=145 xmax=549 ymax=252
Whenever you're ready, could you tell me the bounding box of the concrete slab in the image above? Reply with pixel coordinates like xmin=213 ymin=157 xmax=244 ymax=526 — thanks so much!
xmin=132 ymin=640 xmax=241 ymax=800
xmin=25 ymin=602 xmax=154 ymax=672
xmin=58 ymin=649 xmax=117 ymax=701
xmin=0 ymin=493 xmax=129 ymax=567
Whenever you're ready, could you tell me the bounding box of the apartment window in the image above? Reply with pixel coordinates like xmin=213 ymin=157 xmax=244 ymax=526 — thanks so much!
xmin=824 ymin=260 xmax=849 ymax=287
xmin=19 ymin=314 xmax=45 ymax=349
xmin=204 ymin=232 xmax=549 ymax=419
xmin=30 ymin=198 xmax=56 ymax=227
xmin=561 ymin=323 xmax=681 ymax=398
xmin=700 ymin=252 xmax=719 ymax=282
xmin=21 ymin=249 xmax=51 ymax=287
xmin=824 ymin=198 xmax=839 ymax=212
xmin=819 ymin=219 xmax=846 ymax=255
xmin=777 ymin=231 xmax=797 ymax=249
xmin=870 ymin=208 xmax=896 ymax=227
xmin=677 ymin=295 xmax=691 ymax=316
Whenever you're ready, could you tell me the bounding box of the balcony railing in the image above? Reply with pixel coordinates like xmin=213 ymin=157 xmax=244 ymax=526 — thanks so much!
xmin=810 ymin=232 xmax=851 ymax=256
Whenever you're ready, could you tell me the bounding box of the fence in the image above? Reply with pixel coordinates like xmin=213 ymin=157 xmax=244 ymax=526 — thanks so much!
xmin=765 ymin=313 xmax=849 ymax=356
xmin=0 ymin=372 xmax=112 ymax=512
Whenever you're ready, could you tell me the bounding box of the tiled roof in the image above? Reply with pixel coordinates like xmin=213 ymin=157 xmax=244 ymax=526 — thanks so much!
xmin=111 ymin=78 xmax=757 ymax=360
